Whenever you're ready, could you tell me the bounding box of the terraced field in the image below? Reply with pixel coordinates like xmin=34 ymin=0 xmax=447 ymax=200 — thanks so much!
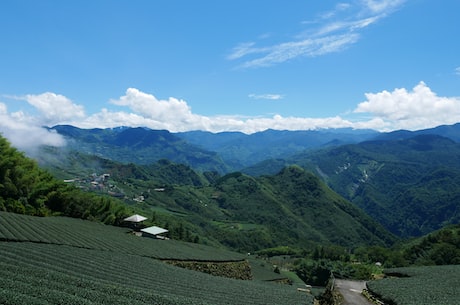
xmin=0 ymin=211 xmax=242 ymax=261
xmin=0 ymin=212 xmax=312 ymax=305
xmin=367 ymin=265 xmax=460 ymax=305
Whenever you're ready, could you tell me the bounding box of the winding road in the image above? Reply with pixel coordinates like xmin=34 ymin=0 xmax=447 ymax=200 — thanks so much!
xmin=334 ymin=279 xmax=374 ymax=305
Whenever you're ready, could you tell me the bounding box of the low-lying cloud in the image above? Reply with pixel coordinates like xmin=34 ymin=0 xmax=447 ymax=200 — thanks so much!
xmin=0 ymin=102 xmax=66 ymax=154
xmin=1 ymin=81 xmax=460 ymax=154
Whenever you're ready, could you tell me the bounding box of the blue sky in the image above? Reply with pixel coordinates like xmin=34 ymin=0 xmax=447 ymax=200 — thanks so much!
xmin=1 ymin=0 xmax=460 ymax=151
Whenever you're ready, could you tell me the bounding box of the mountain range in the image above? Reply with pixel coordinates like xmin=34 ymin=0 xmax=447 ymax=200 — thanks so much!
xmin=48 ymin=125 xmax=379 ymax=173
xmin=38 ymin=123 xmax=460 ymax=244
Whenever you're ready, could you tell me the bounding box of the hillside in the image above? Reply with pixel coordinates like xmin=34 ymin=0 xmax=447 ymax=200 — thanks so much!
xmin=210 ymin=166 xmax=395 ymax=248
xmin=2 ymin=133 xmax=395 ymax=251
xmin=0 ymin=135 xmax=131 ymax=224
xmin=290 ymin=134 xmax=460 ymax=238
xmin=45 ymin=155 xmax=396 ymax=250
xmin=401 ymin=223 xmax=460 ymax=265
xmin=0 ymin=212 xmax=311 ymax=305
xmin=367 ymin=265 xmax=460 ymax=305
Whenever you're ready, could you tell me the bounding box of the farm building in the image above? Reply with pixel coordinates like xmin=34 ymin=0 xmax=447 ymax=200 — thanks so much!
xmin=123 ymin=214 xmax=147 ymax=223
xmin=123 ymin=214 xmax=148 ymax=231
xmin=141 ymin=226 xmax=169 ymax=239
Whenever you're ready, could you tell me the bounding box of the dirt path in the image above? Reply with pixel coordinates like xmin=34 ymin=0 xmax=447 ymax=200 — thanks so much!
xmin=334 ymin=279 xmax=373 ymax=305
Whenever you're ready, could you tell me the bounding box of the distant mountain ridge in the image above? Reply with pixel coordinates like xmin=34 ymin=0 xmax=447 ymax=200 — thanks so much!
xmin=45 ymin=123 xmax=460 ymax=240
xmin=372 ymin=123 xmax=460 ymax=142
xmin=50 ymin=123 xmax=460 ymax=174
xmin=50 ymin=125 xmax=382 ymax=172
xmin=176 ymin=128 xmax=379 ymax=169
xmin=50 ymin=125 xmax=230 ymax=173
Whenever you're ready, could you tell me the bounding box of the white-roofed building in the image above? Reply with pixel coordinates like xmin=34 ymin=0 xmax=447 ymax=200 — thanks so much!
xmin=123 ymin=214 xmax=148 ymax=223
xmin=141 ymin=226 xmax=169 ymax=239
xmin=123 ymin=214 xmax=148 ymax=231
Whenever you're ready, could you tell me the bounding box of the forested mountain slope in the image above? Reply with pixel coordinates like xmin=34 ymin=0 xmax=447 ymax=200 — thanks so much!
xmin=0 ymin=135 xmax=130 ymax=223
xmin=291 ymin=134 xmax=460 ymax=237
xmin=207 ymin=166 xmax=395 ymax=249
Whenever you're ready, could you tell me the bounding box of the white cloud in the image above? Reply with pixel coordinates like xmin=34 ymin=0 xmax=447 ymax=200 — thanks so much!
xmin=1 ymin=83 xmax=459 ymax=153
xmin=233 ymin=33 xmax=360 ymax=68
xmin=25 ymin=92 xmax=85 ymax=124
xmin=0 ymin=92 xmax=85 ymax=154
xmin=227 ymin=42 xmax=261 ymax=60
xmin=228 ymin=1 xmax=405 ymax=68
xmin=362 ymin=0 xmax=405 ymax=14
xmin=248 ymin=93 xmax=284 ymax=100
xmin=109 ymin=88 xmax=195 ymax=122
xmin=456 ymin=67 xmax=460 ymax=76
xmin=354 ymin=81 xmax=460 ymax=130
xmin=72 ymin=84 xmax=460 ymax=134
xmin=70 ymin=88 xmax=355 ymax=133
xmin=0 ymin=102 xmax=66 ymax=154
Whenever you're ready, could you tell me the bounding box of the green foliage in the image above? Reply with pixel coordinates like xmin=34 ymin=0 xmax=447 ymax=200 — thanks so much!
xmin=402 ymin=224 xmax=460 ymax=265
xmin=367 ymin=265 xmax=460 ymax=305
xmin=0 ymin=135 xmax=131 ymax=224
xmin=255 ymin=246 xmax=300 ymax=257
xmin=293 ymin=244 xmax=380 ymax=286
xmin=353 ymin=245 xmax=408 ymax=268
xmin=294 ymin=260 xmax=332 ymax=286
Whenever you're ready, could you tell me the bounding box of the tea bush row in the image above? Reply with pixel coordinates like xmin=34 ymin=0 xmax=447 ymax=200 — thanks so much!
xmin=0 ymin=242 xmax=311 ymax=305
xmin=0 ymin=211 xmax=242 ymax=261
xmin=367 ymin=265 xmax=460 ymax=305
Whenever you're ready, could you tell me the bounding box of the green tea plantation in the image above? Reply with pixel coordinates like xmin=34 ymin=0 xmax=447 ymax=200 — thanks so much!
xmin=0 ymin=211 xmax=312 ymax=305
xmin=367 ymin=265 xmax=460 ymax=305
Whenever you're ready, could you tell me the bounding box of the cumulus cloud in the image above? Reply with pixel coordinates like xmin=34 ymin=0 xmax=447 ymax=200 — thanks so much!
xmin=25 ymin=92 xmax=85 ymax=124
xmin=228 ymin=0 xmax=405 ymax=68
xmin=2 ymin=83 xmax=459 ymax=154
xmin=41 ymin=84 xmax=460 ymax=133
xmin=354 ymin=81 xmax=460 ymax=130
xmin=109 ymin=88 xmax=195 ymax=122
xmin=69 ymin=88 xmax=355 ymax=133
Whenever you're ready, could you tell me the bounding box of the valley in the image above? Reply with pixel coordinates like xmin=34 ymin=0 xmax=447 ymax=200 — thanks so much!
xmin=1 ymin=123 xmax=460 ymax=304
